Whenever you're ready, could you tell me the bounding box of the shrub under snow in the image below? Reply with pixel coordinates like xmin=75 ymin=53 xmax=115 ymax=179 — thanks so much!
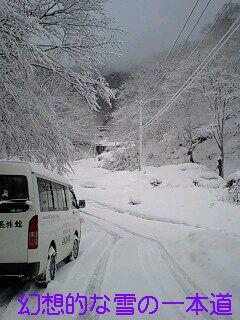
xmin=226 ymin=170 xmax=240 ymax=204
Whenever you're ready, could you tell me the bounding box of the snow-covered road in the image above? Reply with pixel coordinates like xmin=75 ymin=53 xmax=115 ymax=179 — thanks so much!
xmin=1 ymin=159 xmax=239 ymax=319
xmin=0 ymin=203 xmax=227 ymax=320
xmin=1 ymin=201 xmax=238 ymax=320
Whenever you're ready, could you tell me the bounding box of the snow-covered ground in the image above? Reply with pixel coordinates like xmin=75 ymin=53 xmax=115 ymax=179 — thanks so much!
xmin=1 ymin=159 xmax=239 ymax=319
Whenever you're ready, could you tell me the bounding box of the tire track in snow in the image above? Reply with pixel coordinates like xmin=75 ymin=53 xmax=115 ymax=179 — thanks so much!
xmin=91 ymin=200 xmax=206 ymax=230
xmin=82 ymin=210 xmax=234 ymax=320
xmin=138 ymin=243 xmax=187 ymax=320
xmin=77 ymin=219 xmax=121 ymax=320
xmin=0 ymin=278 xmax=26 ymax=317
xmin=84 ymin=218 xmax=123 ymax=241
xmin=0 ymin=280 xmax=31 ymax=320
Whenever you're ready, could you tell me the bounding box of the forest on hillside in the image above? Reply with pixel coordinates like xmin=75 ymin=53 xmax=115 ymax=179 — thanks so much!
xmin=108 ymin=3 xmax=240 ymax=177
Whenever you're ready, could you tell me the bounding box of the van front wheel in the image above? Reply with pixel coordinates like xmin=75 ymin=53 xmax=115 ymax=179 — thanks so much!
xmin=35 ymin=246 xmax=56 ymax=288
xmin=65 ymin=235 xmax=79 ymax=263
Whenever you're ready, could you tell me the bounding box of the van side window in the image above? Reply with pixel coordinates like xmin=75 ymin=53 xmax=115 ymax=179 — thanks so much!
xmin=45 ymin=180 xmax=54 ymax=211
xmin=51 ymin=182 xmax=68 ymax=211
xmin=56 ymin=183 xmax=64 ymax=211
xmin=37 ymin=178 xmax=48 ymax=212
xmin=61 ymin=186 xmax=68 ymax=210
xmin=70 ymin=189 xmax=78 ymax=209
xmin=51 ymin=182 xmax=58 ymax=211
xmin=37 ymin=178 xmax=68 ymax=212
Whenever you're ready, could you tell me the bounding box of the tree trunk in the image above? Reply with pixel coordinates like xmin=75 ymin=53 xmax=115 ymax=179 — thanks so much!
xmin=188 ymin=150 xmax=194 ymax=163
xmin=217 ymin=151 xmax=224 ymax=178
xmin=219 ymin=137 xmax=225 ymax=178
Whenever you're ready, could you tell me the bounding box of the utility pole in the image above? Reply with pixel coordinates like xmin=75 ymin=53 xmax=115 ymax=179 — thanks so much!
xmin=139 ymin=100 xmax=143 ymax=171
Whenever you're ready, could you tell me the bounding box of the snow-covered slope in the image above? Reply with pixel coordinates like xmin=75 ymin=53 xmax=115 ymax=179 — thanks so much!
xmin=144 ymin=131 xmax=240 ymax=176
xmin=69 ymin=161 xmax=239 ymax=234
xmin=107 ymin=5 xmax=240 ymax=176
xmin=68 ymin=159 xmax=240 ymax=318
xmin=1 ymin=159 xmax=239 ymax=319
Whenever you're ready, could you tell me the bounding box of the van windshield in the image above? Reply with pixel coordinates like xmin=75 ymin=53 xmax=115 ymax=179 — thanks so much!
xmin=0 ymin=175 xmax=29 ymax=213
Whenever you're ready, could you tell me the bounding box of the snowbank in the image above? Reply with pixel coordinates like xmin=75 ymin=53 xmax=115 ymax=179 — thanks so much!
xmin=144 ymin=163 xmax=223 ymax=189
xmin=69 ymin=160 xmax=239 ymax=234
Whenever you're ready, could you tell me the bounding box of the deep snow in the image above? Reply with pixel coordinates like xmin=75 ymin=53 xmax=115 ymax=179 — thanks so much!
xmin=1 ymin=159 xmax=239 ymax=319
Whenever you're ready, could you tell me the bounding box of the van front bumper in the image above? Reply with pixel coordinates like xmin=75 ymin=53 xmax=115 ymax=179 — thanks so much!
xmin=0 ymin=262 xmax=40 ymax=277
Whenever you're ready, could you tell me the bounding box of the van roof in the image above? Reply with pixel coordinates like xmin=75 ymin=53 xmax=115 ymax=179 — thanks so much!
xmin=0 ymin=160 xmax=71 ymax=186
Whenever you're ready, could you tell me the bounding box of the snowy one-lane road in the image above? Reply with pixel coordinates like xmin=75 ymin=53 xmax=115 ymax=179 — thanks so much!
xmin=1 ymin=202 xmax=230 ymax=320
xmin=1 ymin=159 xmax=239 ymax=319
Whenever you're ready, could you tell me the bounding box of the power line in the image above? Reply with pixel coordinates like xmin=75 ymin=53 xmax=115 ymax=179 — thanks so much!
xmin=143 ymin=19 xmax=240 ymax=130
xmin=113 ymin=6 xmax=240 ymax=173
xmin=157 ymin=0 xmax=200 ymax=73
xmin=174 ymin=0 xmax=214 ymax=58
xmin=115 ymin=10 xmax=240 ymax=143
xmin=156 ymin=0 xmax=214 ymax=87
xmin=115 ymin=0 xmax=212 ymax=142
xmin=148 ymin=0 xmax=233 ymax=105
xmin=187 ymin=0 xmax=234 ymax=60
xmin=142 ymin=14 xmax=240 ymax=131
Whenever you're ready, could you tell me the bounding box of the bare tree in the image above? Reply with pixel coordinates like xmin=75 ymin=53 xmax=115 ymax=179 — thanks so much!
xmin=193 ymin=64 xmax=239 ymax=178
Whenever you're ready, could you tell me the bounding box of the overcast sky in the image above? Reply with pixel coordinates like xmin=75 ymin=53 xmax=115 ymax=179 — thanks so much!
xmin=103 ymin=0 xmax=234 ymax=72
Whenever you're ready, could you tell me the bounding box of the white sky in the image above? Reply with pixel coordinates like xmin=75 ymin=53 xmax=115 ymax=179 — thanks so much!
xmin=104 ymin=0 xmax=236 ymax=72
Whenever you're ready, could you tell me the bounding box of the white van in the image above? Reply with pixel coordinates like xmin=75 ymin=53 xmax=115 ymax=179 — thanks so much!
xmin=0 ymin=161 xmax=85 ymax=287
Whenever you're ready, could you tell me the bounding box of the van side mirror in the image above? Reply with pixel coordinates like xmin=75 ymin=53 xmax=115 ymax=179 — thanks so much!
xmin=78 ymin=200 xmax=86 ymax=208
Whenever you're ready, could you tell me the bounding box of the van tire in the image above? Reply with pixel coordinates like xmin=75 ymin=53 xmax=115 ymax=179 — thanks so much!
xmin=65 ymin=235 xmax=79 ymax=263
xmin=35 ymin=246 xmax=56 ymax=288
